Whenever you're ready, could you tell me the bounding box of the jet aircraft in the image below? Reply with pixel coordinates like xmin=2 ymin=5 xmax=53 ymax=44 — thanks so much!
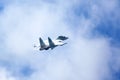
xmin=34 ymin=36 xmax=68 ymax=51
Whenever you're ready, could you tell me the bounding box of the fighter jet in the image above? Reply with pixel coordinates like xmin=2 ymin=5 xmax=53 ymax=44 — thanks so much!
xmin=34 ymin=36 xmax=68 ymax=51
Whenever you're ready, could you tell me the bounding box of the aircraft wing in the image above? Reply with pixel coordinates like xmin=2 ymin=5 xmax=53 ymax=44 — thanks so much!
xmin=39 ymin=37 xmax=46 ymax=48
xmin=57 ymin=36 xmax=68 ymax=40
xmin=48 ymin=37 xmax=56 ymax=49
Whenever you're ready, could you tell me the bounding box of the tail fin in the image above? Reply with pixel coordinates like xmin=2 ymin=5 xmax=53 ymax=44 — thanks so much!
xmin=48 ymin=37 xmax=56 ymax=49
xmin=39 ymin=37 xmax=46 ymax=48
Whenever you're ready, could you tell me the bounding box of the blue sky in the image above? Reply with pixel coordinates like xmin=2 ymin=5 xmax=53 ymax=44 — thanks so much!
xmin=0 ymin=0 xmax=120 ymax=80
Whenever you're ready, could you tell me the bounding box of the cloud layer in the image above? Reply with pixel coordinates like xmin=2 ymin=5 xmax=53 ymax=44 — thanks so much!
xmin=0 ymin=0 xmax=120 ymax=80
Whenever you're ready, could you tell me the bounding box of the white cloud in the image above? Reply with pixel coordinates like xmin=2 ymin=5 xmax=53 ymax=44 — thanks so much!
xmin=0 ymin=67 xmax=16 ymax=80
xmin=0 ymin=0 xmax=119 ymax=80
